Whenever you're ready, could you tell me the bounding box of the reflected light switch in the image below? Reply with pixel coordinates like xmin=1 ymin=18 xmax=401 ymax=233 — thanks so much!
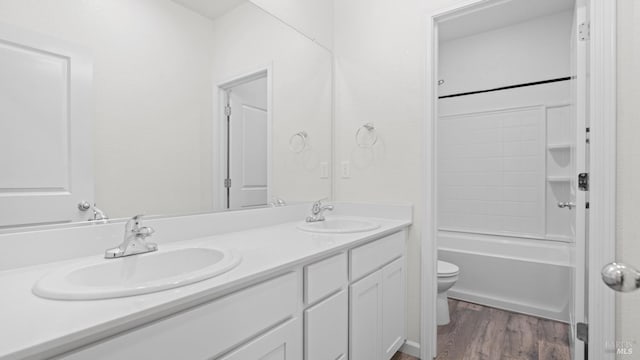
xmin=341 ymin=161 xmax=350 ymax=178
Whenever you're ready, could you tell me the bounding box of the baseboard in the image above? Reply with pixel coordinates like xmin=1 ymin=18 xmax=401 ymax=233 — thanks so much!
xmin=448 ymin=289 xmax=569 ymax=323
xmin=400 ymin=340 xmax=421 ymax=358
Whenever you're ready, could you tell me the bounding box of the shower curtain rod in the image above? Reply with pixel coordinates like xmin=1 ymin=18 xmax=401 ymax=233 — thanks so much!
xmin=438 ymin=76 xmax=571 ymax=99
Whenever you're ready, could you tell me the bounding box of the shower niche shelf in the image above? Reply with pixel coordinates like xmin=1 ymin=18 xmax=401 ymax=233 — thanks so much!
xmin=545 ymin=104 xmax=574 ymax=240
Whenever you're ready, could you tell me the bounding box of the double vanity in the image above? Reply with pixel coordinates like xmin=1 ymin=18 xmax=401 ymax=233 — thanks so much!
xmin=0 ymin=203 xmax=411 ymax=360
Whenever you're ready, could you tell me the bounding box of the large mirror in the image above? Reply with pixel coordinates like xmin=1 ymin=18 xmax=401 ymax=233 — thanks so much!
xmin=0 ymin=0 xmax=332 ymax=228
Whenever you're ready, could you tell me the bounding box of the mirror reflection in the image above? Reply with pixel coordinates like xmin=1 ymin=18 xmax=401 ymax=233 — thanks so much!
xmin=0 ymin=0 xmax=332 ymax=228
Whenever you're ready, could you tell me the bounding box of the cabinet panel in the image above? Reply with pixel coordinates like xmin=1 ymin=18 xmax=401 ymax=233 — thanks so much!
xmin=304 ymin=290 xmax=348 ymax=360
xmin=60 ymin=273 xmax=298 ymax=360
xmin=218 ymin=317 xmax=302 ymax=360
xmin=349 ymin=271 xmax=382 ymax=360
xmin=304 ymin=252 xmax=347 ymax=305
xmin=382 ymin=258 xmax=406 ymax=360
xmin=350 ymin=231 xmax=404 ymax=281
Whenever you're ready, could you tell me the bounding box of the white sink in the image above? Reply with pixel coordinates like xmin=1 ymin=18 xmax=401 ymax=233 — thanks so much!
xmin=297 ymin=217 xmax=380 ymax=233
xmin=33 ymin=247 xmax=241 ymax=300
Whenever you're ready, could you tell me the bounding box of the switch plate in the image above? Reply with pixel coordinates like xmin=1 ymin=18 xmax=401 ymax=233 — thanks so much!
xmin=320 ymin=162 xmax=329 ymax=179
xmin=341 ymin=161 xmax=350 ymax=178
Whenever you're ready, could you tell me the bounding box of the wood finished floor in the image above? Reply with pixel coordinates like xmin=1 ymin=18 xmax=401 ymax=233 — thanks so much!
xmin=391 ymin=299 xmax=570 ymax=360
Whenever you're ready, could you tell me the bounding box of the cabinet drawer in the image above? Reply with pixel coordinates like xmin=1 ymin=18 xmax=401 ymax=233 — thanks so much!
xmin=304 ymin=290 xmax=348 ymax=360
xmin=304 ymin=252 xmax=347 ymax=305
xmin=60 ymin=273 xmax=298 ymax=360
xmin=350 ymin=231 xmax=405 ymax=281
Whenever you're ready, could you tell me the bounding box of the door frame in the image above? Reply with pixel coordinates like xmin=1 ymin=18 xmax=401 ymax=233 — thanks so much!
xmin=213 ymin=65 xmax=273 ymax=211
xmin=421 ymin=0 xmax=617 ymax=359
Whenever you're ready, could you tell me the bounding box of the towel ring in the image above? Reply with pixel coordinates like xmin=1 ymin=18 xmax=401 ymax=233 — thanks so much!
xmin=356 ymin=123 xmax=378 ymax=148
xmin=289 ymin=131 xmax=308 ymax=153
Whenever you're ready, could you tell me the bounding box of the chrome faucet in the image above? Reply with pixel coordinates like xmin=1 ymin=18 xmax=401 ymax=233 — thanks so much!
xmin=306 ymin=199 xmax=334 ymax=222
xmin=270 ymin=197 xmax=287 ymax=207
xmin=91 ymin=204 xmax=109 ymax=223
xmin=105 ymin=215 xmax=157 ymax=258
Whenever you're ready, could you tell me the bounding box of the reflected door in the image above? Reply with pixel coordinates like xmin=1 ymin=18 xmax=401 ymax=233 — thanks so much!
xmin=0 ymin=24 xmax=93 ymax=227
xmin=226 ymin=76 xmax=268 ymax=209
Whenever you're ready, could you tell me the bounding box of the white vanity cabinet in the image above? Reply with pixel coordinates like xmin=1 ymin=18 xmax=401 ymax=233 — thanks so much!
xmin=349 ymin=231 xmax=407 ymax=360
xmin=53 ymin=230 xmax=407 ymax=360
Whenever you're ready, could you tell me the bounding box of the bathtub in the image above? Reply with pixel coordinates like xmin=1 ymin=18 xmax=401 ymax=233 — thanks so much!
xmin=438 ymin=230 xmax=573 ymax=322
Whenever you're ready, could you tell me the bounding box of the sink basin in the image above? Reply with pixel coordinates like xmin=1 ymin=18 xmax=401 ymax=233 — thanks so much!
xmin=33 ymin=247 xmax=241 ymax=300
xmin=297 ymin=217 xmax=380 ymax=233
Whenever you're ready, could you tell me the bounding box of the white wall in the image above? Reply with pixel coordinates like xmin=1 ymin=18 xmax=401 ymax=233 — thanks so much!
xmin=0 ymin=0 xmax=214 ymax=218
xmin=334 ymin=0 xmax=432 ymax=344
xmin=211 ymin=3 xmax=332 ymax=204
xmin=438 ymin=11 xmax=572 ymax=96
xmin=250 ymin=0 xmax=333 ymax=50
xmin=616 ymin=0 xmax=640 ymax=355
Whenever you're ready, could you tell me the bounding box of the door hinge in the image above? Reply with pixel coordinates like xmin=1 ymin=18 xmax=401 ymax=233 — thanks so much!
xmin=586 ymin=201 xmax=590 ymax=209
xmin=224 ymin=105 xmax=231 ymax=117
xmin=578 ymin=173 xmax=589 ymax=191
xmin=579 ymin=22 xmax=590 ymax=41
xmin=577 ymin=322 xmax=588 ymax=343
xmin=586 ymin=127 xmax=590 ymax=144
xmin=224 ymin=178 xmax=232 ymax=188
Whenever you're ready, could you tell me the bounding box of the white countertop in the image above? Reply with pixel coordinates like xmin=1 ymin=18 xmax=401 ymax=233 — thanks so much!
xmin=0 ymin=216 xmax=410 ymax=360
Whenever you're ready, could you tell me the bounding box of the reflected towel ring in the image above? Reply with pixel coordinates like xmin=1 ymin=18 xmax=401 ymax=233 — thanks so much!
xmin=289 ymin=131 xmax=308 ymax=153
xmin=356 ymin=123 xmax=378 ymax=148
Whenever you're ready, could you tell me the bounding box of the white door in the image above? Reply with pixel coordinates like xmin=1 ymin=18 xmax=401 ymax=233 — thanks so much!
xmin=571 ymin=1 xmax=589 ymax=359
xmin=226 ymin=76 xmax=268 ymax=209
xmin=613 ymin=0 xmax=640 ymax=355
xmin=0 ymin=23 xmax=93 ymax=227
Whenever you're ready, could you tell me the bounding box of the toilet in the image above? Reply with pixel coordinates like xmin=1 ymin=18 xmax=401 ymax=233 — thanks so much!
xmin=437 ymin=260 xmax=459 ymax=325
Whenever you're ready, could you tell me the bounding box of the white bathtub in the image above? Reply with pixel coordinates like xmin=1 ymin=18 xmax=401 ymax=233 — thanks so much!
xmin=438 ymin=230 xmax=573 ymax=322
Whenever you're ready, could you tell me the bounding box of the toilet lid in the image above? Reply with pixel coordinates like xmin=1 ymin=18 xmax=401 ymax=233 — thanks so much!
xmin=438 ymin=260 xmax=459 ymax=276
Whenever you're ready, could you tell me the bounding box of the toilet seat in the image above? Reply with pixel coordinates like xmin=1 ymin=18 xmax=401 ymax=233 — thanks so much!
xmin=437 ymin=260 xmax=459 ymax=277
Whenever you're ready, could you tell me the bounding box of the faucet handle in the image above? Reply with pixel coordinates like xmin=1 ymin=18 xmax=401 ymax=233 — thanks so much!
xmin=311 ymin=198 xmax=328 ymax=214
xmin=136 ymin=226 xmax=155 ymax=239
xmin=125 ymin=214 xmax=145 ymax=232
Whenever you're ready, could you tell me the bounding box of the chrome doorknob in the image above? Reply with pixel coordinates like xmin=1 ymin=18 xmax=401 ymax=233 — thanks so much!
xmin=601 ymin=262 xmax=640 ymax=292
xmin=78 ymin=201 xmax=91 ymax=211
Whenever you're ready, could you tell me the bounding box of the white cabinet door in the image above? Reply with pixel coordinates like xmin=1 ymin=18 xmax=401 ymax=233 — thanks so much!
xmin=350 ymin=256 xmax=407 ymax=360
xmin=382 ymin=258 xmax=406 ymax=360
xmin=305 ymin=289 xmax=348 ymax=360
xmin=0 ymin=23 xmax=93 ymax=227
xmin=349 ymin=270 xmax=383 ymax=360
xmin=219 ymin=317 xmax=302 ymax=360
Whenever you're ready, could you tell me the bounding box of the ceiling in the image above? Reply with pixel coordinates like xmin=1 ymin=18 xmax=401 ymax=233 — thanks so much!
xmin=439 ymin=0 xmax=575 ymax=41
xmin=171 ymin=0 xmax=246 ymax=20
